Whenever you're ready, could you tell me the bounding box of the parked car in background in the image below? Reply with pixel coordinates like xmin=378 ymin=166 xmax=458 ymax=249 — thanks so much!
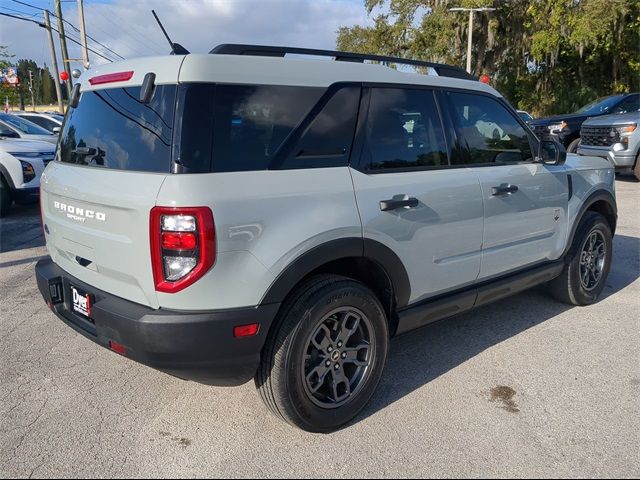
xmin=529 ymin=93 xmax=640 ymax=152
xmin=577 ymin=110 xmax=640 ymax=180
xmin=14 ymin=112 xmax=63 ymax=134
xmin=517 ymin=110 xmax=534 ymax=122
xmin=0 ymin=113 xmax=58 ymax=144
xmin=0 ymin=137 xmax=56 ymax=216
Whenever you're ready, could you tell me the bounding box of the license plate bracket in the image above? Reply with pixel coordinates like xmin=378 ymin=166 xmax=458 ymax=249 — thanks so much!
xmin=70 ymin=284 xmax=93 ymax=320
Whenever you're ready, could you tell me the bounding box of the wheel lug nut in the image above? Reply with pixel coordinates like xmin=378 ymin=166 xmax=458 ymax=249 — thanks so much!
xmin=325 ymin=360 xmax=331 ymax=367
xmin=337 ymin=341 xmax=343 ymax=348
xmin=327 ymin=346 xmax=333 ymax=352
xmin=334 ymin=364 xmax=340 ymax=370
xmin=341 ymin=352 xmax=347 ymax=359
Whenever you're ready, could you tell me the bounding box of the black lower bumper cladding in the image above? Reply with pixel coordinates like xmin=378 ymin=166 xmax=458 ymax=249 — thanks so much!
xmin=35 ymin=257 xmax=279 ymax=386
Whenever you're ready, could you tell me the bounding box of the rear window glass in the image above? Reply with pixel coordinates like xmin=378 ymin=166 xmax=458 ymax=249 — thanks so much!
xmin=59 ymin=86 xmax=176 ymax=172
xmin=178 ymin=84 xmax=323 ymax=172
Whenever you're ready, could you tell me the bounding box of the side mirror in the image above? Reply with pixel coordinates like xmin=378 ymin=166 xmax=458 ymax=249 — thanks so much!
xmin=539 ymin=139 xmax=567 ymax=166
xmin=52 ymin=127 xmax=61 ymax=134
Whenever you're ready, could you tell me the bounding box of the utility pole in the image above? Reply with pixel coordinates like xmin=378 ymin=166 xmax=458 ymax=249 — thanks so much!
xmin=55 ymin=0 xmax=73 ymax=96
xmin=449 ymin=7 xmax=496 ymax=74
xmin=42 ymin=10 xmax=65 ymax=114
xmin=76 ymin=0 xmax=90 ymax=70
xmin=28 ymin=70 xmax=36 ymax=112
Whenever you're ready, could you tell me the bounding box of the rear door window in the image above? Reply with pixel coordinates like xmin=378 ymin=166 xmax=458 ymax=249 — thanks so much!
xmin=360 ymin=88 xmax=448 ymax=171
xmin=59 ymin=86 xmax=176 ymax=172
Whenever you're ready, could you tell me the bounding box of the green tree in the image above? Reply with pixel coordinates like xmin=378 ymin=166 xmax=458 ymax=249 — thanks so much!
xmin=337 ymin=0 xmax=640 ymax=116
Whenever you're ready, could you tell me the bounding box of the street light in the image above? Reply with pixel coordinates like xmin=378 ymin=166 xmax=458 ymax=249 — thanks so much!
xmin=449 ymin=7 xmax=496 ymax=74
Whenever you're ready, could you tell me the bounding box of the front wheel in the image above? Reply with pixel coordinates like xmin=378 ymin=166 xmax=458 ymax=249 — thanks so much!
xmin=567 ymin=137 xmax=581 ymax=153
xmin=0 ymin=177 xmax=13 ymax=218
xmin=256 ymin=275 xmax=389 ymax=433
xmin=550 ymin=212 xmax=612 ymax=305
xmin=634 ymin=153 xmax=640 ymax=181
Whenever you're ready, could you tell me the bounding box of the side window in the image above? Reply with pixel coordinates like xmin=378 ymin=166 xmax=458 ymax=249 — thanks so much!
xmin=362 ymin=88 xmax=448 ymax=171
xmin=615 ymin=94 xmax=640 ymax=114
xmin=177 ymin=84 xmax=324 ymax=173
xmin=445 ymin=91 xmax=535 ymax=165
xmin=280 ymin=86 xmax=360 ymax=169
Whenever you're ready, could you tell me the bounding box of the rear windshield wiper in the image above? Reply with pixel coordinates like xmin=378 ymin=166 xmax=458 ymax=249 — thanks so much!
xmin=72 ymin=147 xmax=97 ymax=156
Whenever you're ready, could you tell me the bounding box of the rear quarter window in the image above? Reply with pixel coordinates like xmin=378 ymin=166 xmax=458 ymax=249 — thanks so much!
xmin=58 ymin=85 xmax=176 ymax=172
xmin=177 ymin=84 xmax=324 ymax=173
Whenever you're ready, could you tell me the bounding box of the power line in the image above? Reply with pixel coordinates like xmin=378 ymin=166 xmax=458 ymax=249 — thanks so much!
xmin=99 ymin=9 xmax=166 ymax=56
xmin=10 ymin=0 xmax=126 ymax=60
xmin=0 ymin=11 xmax=43 ymax=24
xmin=0 ymin=11 xmax=115 ymax=63
xmin=0 ymin=5 xmax=42 ymax=17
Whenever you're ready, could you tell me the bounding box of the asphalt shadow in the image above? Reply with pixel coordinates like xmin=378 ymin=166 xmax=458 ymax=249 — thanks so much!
xmin=0 ymin=204 xmax=44 ymax=254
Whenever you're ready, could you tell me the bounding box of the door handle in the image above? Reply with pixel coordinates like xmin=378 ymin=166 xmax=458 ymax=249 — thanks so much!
xmin=380 ymin=195 xmax=419 ymax=212
xmin=491 ymin=183 xmax=519 ymax=196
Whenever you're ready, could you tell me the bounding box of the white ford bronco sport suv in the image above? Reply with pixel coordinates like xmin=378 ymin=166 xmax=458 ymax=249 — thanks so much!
xmin=36 ymin=45 xmax=617 ymax=432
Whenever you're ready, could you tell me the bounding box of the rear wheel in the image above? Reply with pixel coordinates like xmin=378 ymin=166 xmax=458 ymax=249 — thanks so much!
xmin=550 ymin=212 xmax=612 ymax=305
xmin=0 ymin=177 xmax=13 ymax=218
xmin=256 ymin=275 xmax=389 ymax=433
xmin=567 ymin=137 xmax=581 ymax=153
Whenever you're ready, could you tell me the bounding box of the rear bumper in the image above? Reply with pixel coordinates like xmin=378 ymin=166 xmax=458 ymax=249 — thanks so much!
xmin=35 ymin=257 xmax=280 ymax=386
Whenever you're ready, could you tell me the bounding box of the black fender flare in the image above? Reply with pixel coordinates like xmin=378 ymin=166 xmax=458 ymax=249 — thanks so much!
xmin=563 ymin=189 xmax=617 ymax=259
xmin=259 ymin=237 xmax=411 ymax=308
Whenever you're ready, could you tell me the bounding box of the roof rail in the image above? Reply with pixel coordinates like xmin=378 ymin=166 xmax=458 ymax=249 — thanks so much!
xmin=209 ymin=44 xmax=476 ymax=81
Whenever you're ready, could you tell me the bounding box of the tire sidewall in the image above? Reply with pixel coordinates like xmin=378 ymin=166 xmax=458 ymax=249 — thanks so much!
xmin=0 ymin=177 xmax=12 ymax=217
xmin=568 ymin=215 xmax=612 ymax=304
xmin=567 ymin=138 xmax=581 ymax=153
xmin=282 ymin=282 xmax=388 ymax=432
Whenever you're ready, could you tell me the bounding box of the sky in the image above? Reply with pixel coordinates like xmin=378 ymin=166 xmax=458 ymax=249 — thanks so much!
xmin=0 ymin=0 xmax=374 ymax=70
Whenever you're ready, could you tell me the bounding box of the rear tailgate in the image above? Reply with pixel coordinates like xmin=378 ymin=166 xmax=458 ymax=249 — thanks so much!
xmin=40 ymin=58 xmax=184 ymax=308
xmin=41 ymin=163 xmax=167 ymax=308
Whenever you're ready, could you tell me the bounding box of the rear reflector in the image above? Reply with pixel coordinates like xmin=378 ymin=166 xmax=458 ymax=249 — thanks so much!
xmin=89 ymin=71 xmax=134 ymax=86
xmin=109 ymin=341 xmax=127 ymax=356
xmin=161 ymin=232 xmax=197 ymax=250
xmin=234 ymin=323 xmax=260 ymax=338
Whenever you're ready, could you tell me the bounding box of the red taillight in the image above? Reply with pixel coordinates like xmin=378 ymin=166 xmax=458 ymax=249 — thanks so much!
xmin=234 ymin=323 xmax=260 ymax=338
xmin=89 ymin=71 xmax=134 ymax=86
xmin=150 ymin=206 xmax=216 ymax=293
xmin=161 ymin=232 xmax=197 ymax=250
xmin=109 ymin=341 xmax=127 ymax=356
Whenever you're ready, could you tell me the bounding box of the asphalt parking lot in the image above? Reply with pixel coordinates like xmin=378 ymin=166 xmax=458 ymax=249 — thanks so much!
xmin=0 ymin=177 xmax=638 ymax=478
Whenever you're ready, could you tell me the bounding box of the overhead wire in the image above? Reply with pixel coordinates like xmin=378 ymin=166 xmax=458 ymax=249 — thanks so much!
xmin=10 ymin=0 xmax=127 ymax=60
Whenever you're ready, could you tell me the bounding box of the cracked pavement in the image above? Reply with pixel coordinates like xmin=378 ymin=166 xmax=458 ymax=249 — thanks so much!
xmin=0 ymin=179 xmax=639 ymax=478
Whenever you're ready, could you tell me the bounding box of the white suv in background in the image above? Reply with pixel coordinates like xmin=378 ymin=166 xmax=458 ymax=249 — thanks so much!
xmin=0 ymin=137 xmax=56 ymax=216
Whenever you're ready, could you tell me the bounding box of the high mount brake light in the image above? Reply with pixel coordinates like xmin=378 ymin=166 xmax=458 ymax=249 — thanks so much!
xmin=89 ymin=71 xmax=134 ymax=86
xmin=150 ymin=206 xmax=216 ymax=293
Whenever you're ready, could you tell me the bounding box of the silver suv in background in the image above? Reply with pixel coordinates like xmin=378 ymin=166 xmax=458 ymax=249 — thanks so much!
xmin=36 ymin=45 xmax=617 ymax=432
xmin=578 ymin=110 xmax=640 ymax=180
